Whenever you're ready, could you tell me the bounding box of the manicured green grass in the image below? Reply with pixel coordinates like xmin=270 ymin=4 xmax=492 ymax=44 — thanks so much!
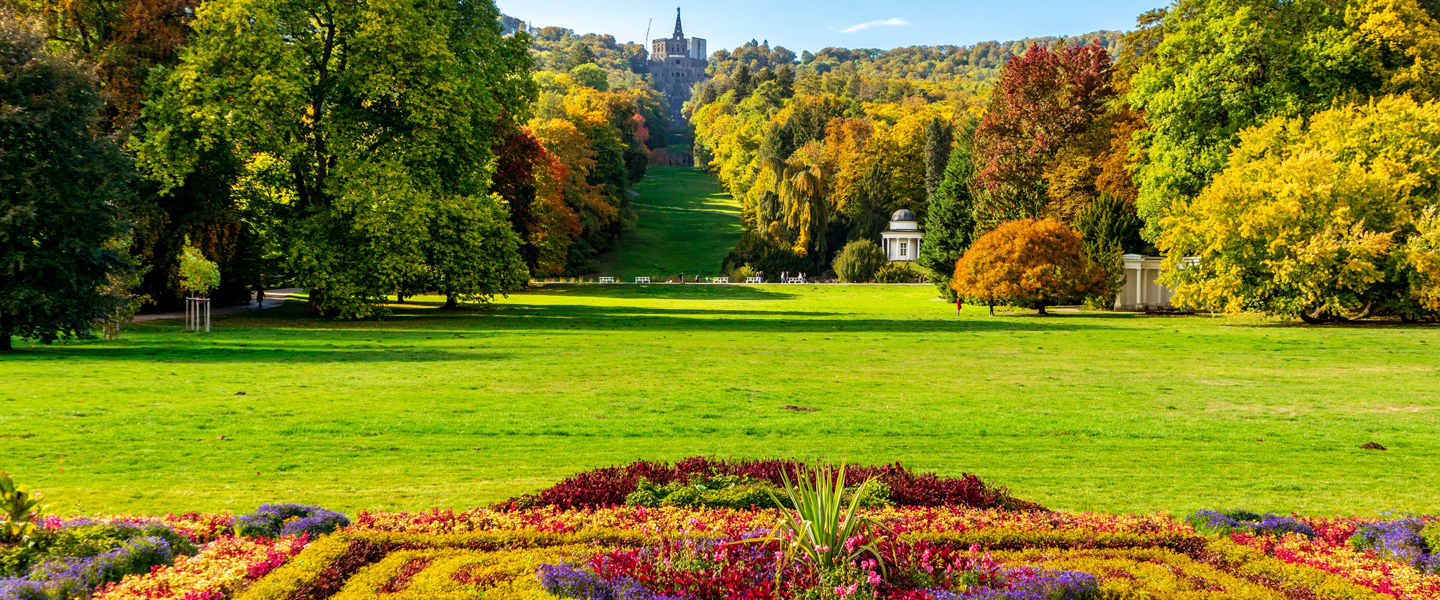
xmin=2 ymin=285 xmax=1437 ymax=517
xmin=589 ymin=166 xmax=742 ymax=279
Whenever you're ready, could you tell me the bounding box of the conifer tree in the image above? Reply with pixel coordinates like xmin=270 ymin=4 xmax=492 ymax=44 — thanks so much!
xmin=919 ymin=118 xmax=980 ymax=298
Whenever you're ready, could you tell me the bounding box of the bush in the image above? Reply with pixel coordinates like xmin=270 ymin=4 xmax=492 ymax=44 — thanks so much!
xmin=729 ymin=264 xmax=757 ymax=281
xmin=235 ymin=504 xmax=349 ymax=538
xmin=720 ymin=230 xmax=813 ymax=277
xmin=875 ymin=261 xmax=924 ymax=283
xmin=50 ymin=521 xmax=197 ymax=559
xmin=833 ymin=240 xmax=887 ymax=283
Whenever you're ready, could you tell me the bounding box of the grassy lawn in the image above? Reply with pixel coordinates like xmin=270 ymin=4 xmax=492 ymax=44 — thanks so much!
xmin=2 ymin=285 xmax=1437 ymax=517
xmin=589 ymin=166 xmax=742 ymax=279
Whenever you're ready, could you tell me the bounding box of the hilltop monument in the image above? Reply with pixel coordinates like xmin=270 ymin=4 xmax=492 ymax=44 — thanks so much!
xmin=649 ymin=8 xmax=708 ymax=130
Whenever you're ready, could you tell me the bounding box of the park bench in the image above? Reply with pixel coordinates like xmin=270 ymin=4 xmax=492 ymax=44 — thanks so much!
xmin=712 ymin=277 xmax=729 ymax=283
xmin=635 ymin=276 xmax=651 ymax=284
xmin=598 ymin=277 xmax=615 ymax=283
xmin=745 ymin=277 xmax=762 ymax=284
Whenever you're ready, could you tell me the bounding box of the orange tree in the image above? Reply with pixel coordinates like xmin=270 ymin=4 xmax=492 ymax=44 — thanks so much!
xmin=951 ymin=219 xmax=1108 ymax=315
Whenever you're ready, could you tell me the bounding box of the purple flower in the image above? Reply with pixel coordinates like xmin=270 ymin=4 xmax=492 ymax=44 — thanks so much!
xmin=0 ymin=578 xmax=48 ymax=600
xmin=236 ymin=503 xmax=348 ymax=538
xmin=537 ymin=563 xmax=684 ymax=600
xmin=1349 ymin=518 xmax=1434 ymax=571
xmin=1187 ymin=510 xmax=1315 ymax=538
xmin=931 ymin=568 xmax=1099 ymax=600
xmin=2 ymin=537 xmax=173 ymax=600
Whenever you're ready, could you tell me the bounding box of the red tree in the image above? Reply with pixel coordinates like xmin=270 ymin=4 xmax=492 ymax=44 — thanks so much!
xmin=973 ymin=42 xmax=1114 ymax=221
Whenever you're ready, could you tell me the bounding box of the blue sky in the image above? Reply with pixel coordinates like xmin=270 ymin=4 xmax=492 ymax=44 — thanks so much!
xmin=497 ymin=0 xmax=1166 ymax=53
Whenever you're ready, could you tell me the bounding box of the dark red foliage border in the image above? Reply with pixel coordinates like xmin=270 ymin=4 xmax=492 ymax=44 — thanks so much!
xmin=493 ymin=457 xmax=1047 ymax=512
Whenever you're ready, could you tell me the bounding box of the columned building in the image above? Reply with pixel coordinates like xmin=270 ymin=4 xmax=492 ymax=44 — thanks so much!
xmin=649 ymin=8 xmax=708 ymax=129
xmin=880 ymin=210 xmax=923 ymax=262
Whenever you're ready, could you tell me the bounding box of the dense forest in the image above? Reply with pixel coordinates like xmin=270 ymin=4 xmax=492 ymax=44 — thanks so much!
xmin=690 ymin=0 xmax=1440 ymax=321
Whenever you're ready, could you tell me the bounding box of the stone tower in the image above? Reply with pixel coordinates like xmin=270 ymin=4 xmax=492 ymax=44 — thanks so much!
xmin=649 ymin=8 xmax=708 ymax=130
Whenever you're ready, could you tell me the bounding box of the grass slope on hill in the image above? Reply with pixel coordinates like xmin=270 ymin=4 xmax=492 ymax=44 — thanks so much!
xmin=1 ymin=285 xmax=1437 ymax=516
xmin=588 ymin=166 xmax=742 ymax=279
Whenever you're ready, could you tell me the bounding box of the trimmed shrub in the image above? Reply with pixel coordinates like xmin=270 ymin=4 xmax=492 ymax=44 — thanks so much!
xmin=834 ymin=240 xmax=887 ymax=283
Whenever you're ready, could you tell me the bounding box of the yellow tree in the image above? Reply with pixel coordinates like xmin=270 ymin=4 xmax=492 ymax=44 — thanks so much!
xmin=779 ymin=142 xmax=832 ymax=262
xmin=1158 ymin=95 xmax=1440 ymax=322
xmin=1348 ymin=0 xmax=1440 ymax=101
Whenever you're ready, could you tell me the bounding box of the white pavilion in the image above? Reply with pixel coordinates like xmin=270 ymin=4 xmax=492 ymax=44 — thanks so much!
xmin=880 ymin=209 xmax=923 ymax=262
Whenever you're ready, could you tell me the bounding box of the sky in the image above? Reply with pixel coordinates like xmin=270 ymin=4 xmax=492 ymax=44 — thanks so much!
xmin=496 ymin=0 xmax=1167 ymax=54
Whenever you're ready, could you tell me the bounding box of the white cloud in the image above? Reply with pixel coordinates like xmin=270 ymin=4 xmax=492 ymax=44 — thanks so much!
xmin=840 ymin=18 xmax=909 ymax=33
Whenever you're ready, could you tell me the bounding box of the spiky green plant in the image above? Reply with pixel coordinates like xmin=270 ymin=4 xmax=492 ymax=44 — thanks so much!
xmin=766 ymin=462 xmax=886 ymax=573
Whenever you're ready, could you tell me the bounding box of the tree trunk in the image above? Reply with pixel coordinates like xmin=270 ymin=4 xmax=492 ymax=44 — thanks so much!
xmin=0 ymin=322 xmax=11 ymax=351
xmin=444 ymin=295 xmax=457 ymax=309
xmin=1036 ymin=303 xmax=1048 ymax=316
xmin=306 ymin=289 xmax=323 ymax=315
xmin=1299 ymin=309 xmax=1324 ymax=325
xmin=396 ymin=293 xmax=405 ymax=304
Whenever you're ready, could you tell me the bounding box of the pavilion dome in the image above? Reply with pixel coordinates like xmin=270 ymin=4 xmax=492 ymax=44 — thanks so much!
xmin=891 ymin=209 xmax=917 ymax=222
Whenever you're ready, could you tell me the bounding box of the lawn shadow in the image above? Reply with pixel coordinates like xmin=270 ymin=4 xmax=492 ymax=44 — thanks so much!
xmin=2 ymin=342 xmax=512 ymax=363
xmin=524 ymin=283 xmax=794 ymax=301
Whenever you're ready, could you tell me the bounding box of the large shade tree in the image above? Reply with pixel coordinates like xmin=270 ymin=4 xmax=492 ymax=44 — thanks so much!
xmin=0 ymin=15 xmax=131 ymax=350
xmin=973 ymin=42 xmax=1114 ymax=228
xmin=137 ymin=0 xmax=535 ymax=317
xmin=1128 ymin=0 xmax=1440 ymax=240
xmin=1157 ymin=95 xmax=1440 ymax=322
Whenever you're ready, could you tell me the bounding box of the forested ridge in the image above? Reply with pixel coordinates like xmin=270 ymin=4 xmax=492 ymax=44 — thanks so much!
xmin=6 ymin=0 xmax=1440 ymax=350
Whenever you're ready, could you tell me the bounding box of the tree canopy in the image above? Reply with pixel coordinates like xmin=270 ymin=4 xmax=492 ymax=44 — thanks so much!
xmin=951 ymin=219 xmax=1108 ymax=314
xmin=137 ymin=0 xmax=535 ymax=317
xmin=0 ymin=14 xmax=131 ymax=350
xmin=1157 ymin=95 xmax=1440 ymax=321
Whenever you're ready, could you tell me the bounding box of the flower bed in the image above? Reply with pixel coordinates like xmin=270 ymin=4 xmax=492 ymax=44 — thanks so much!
xmin=4 ymin=461 xmax=1440 ymax=600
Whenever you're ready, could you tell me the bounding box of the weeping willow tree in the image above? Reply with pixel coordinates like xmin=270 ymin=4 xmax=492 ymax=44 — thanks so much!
xmin=773 ymin=143 xmax=833 ymax=267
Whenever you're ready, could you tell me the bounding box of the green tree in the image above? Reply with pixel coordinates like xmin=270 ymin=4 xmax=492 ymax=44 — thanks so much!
xmin=833 ymin=240 xmax=887 ymax=282
xmin=1127 ymin=0 xmax=1394 ymax=239
xmin=137 ymin=0 xmax=535 ymax=318
xmin=0 ymin=15 xmax=131 ymax=351
xmin=918 ymin=117 xmax=980 ymax=299
xmin=923 ymin=116 xmax=954 ymax=197
xmin=566 ymin=42 xmax=597 ymax=70
xmin=177 ymin=240 xmax=221 ymax=296
xmin=570 ymin=63 xmax=609 ymax=90
xmin=1073 ymin=193 xmax=1146 ymax=256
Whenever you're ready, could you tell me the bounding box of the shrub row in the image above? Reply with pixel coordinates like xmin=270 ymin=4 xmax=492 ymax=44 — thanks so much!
xmin=494 ymin=458 xmax=1044 ymax=512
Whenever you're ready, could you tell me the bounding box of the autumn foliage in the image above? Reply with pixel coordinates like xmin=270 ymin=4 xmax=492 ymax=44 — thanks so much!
xmin=951 ymin=219 xmax=1108 ymax=314
xmin=973 ymin=43 xmax=1115 ymax=223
